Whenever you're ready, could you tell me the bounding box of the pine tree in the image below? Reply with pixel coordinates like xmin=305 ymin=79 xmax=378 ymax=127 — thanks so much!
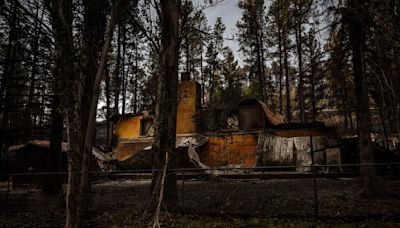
xmin=237 ymin=0 xmax=267 ymax=102
xmin=266 ymin=0 xmax=294 ymax=120
xmin=216 ymin=46 xmax=243 ymax=104
xmin=291 ymin=0 xmax=312 ymax=122
xmin=205 ymin=17 xmax=225 ymax=107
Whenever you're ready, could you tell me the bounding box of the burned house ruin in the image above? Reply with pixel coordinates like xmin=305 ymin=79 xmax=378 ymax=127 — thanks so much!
xmin=102 ymin=79 xmax=342 ymax=172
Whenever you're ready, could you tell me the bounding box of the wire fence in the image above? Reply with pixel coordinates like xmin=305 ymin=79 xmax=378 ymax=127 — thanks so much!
xmin=2 ymin=162 xmax=400 ymax=176
xmin=1 ymin=162 xmax=400 ymax=224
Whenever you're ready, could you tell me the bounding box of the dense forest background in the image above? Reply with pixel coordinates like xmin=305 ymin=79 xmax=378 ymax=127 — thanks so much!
xmin=1 ymin=0 xmax=400 ymax=227
xmin=1 ymin=0 xmax=399 ymax=146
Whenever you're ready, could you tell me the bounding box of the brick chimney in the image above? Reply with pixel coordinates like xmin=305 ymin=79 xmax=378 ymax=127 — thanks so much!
xmin=176 ymin=77 xmax=201 ymax=134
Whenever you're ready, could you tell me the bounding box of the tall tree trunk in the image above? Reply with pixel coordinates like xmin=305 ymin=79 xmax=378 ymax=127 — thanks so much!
xmin=45 ymin=92 xmax=64 ymax=196
xmin=78 ymin=0 xmax=109 ymax=218
xmin=113 ymin=23 xmax=122 ymax=115
xmin=278 ymin=25 xmax=284 ymax=114
xmin=28 ymin=1 xmax=43 ymax=130
xmin=295 ymin=12 xmax=305 ymax=122
xmin=347 ymin=0 xmax=377 ymax=197
xmin=105 ymin=67 xmax=112 ymax=147
xmin=310 ymin=58 xmax=316 ymax=122
xmin=151 ymin=0 xmax=180 ymax=213
xmin=0 ymin=0 xmax=18 ymax=157
xmin=342 ymin=84 xmax=348 ymax=129
xmin=260 ymin=36 xmax=266 ymax=103
xmin=133 ymin=40 xmax=138 ymax=114
xmin=309 ymin=35 xmax=317 ymax=122
xmin=121 ymin=20 xmax=127 ymax=114
xmin=200 ymin=42 xmax=204 ymax=106
xmin=256 ymin=35 xmax=265 ymax=102
xmin=379 ymin=102 xmax=389 ymax=149
xmin=60 ymin=0 xmax=128 ymax=226
xmin=43 ymin=0 xmax=65 ymax=197
xmin=283 ymin=33 xmax=291 ymax=122
xmin=47 ymin=0 xmax=77 ymax=225
xmin=186 ymin=35 xmax=190 ymax=73
xmin=210 ymin=65 xmax=215 ymax=105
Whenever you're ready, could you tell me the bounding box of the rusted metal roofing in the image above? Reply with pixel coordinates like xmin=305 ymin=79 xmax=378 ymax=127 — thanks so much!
xmin=257 ymin=100 xmax=286 ymax=125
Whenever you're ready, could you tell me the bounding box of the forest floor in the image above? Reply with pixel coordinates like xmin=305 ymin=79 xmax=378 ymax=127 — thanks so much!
xmin=1 ymin=177 xmax=400 ymax=227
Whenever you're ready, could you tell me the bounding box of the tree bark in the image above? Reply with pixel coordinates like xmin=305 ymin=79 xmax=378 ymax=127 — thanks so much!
xmin=283 ymin=29 xmax=291 ymax=122
xmin=295 ymin=2 xmax=305 ymax=122
xmin=133 ymin=40 xmax=138 ymax=113
xmin=47 ymin=0 xmax=79 ymax=226
xmin=121 ymin=20 xmax=127 ymax=114
xmin=105 ymin=67 xmax=112 ymax=147
xmin=310 ymin=58 xmax=317 ymax=122
xmin=43 ymin=0 xmax=68 ymax=197
xmin=256 ymin=35 xmax=265 ymax=102
xmin=28 ymin=1 xmax=43 ymax=129
xmin=0 ymin=0 xmax=18 ymax=157
xmin=78 ymin=0 xmax=109 ymax=217
xmin=113 ymin=23 xmax=122 ymax=115
xmin=347 ymin=0 xmax=377 ymax=197
xmin=278 ymin=21 xmax=284 ymax=114
xmin=79 ymin=0 xmax=130 ymax=220
xmin=151 ymin=0 xmax=180 ymax=214
xmin=58 ymin=0 xmax=128 ymax=226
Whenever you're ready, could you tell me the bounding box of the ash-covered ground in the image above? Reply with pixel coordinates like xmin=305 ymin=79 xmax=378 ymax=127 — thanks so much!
xmin=1 ymin=177 xmax=400 ymax=227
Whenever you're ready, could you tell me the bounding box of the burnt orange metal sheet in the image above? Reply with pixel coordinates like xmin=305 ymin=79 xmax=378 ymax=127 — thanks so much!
xmin=115 ymin=116 xmax=142 ymax=139
xmin=199 ymin=133 xmax=258 ymax=168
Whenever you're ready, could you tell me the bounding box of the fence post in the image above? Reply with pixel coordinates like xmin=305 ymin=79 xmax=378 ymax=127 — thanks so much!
xmin=182 ymin=169 xmax=185 ymax=207
xmin=310 ymin=134 xmax=319 ymax=218
xmin=7 ymin=176 xmax=11 ymax=202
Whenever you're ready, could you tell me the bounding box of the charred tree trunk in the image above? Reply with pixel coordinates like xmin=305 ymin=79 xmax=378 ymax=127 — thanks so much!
xmin=347 ymin=0 xmax=377 ymax=197
xmin=151 ymin=0 xmax=180 ymax=214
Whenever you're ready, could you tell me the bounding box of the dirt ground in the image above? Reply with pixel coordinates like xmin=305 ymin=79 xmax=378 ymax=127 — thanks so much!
xmin=1 ymin=177 xmax=400 ymax=227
